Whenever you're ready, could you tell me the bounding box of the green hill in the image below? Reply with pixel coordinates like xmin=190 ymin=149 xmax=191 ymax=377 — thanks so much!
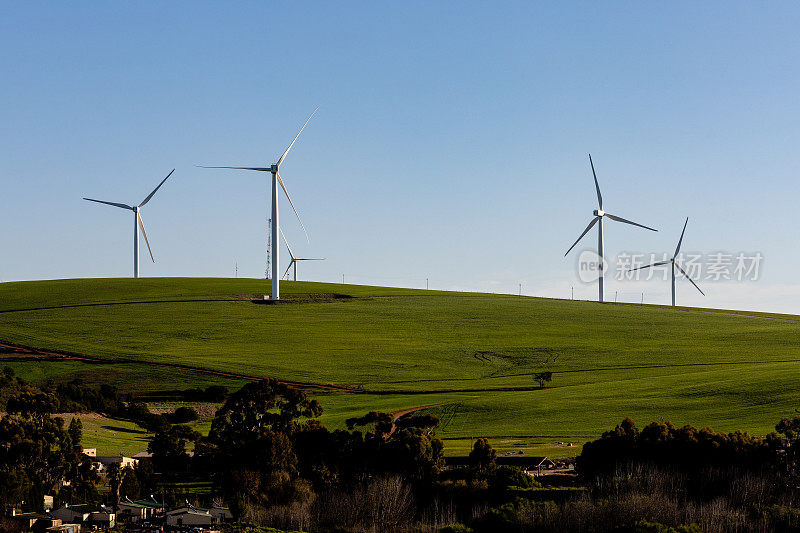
xmin=2 ymin=277 xmax=799 ymax=455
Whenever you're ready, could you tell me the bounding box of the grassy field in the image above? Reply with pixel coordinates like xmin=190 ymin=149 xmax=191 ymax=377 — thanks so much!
xmin=59 ymin=413 xmax=150 ymax=456
xmin=2 ymin=277 xmax=800 ymax=456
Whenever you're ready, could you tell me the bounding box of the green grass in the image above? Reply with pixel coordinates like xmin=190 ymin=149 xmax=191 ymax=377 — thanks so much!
xmin=61 ymin=414 xmax=150 ymax=456
xmin=3 ymin=277 xmax=800 ymax=457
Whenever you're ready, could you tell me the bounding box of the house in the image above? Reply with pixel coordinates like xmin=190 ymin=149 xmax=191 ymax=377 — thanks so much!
xmin=93 ymin=455 xmax=138 ymax=472
xmin=86 ymin=506 xmax=115 ymax=529
xmin=163 ymin=502 xmax=230 ymax=527
xmin=117 ymin=496 xmax=162 ymax=522
xmin=50 ymin=504 xmax=91 ymax=524
xmin=133 ymin=495 xmax=164 ymax=513
xmin=164 ymin=506 xmax=214 ymax=528
xmin=116 ymin=499 xmax=149 ymax=522
xmin=5 ymin=513 xmax=62 ymax=533
xmin=81 ymin=448 xmax=97 ymax=457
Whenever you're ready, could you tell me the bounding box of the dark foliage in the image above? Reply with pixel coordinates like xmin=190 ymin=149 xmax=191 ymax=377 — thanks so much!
xmin=578 ymin=417 xmax=781 ymax=478
xmin=183 ymin=385 xmax=229 ymax=402
xmin=469 ymin=438 xmax=497 ymax=479
xmin=0 ymin=394 xmax=95 ymax=513
xmin=170 ymin=406 xmax=198 ymax=424
xmin=148 ymin=424 xmax=200 ymax=474
xmin=534 ymin=371 xmax=553 ymax=389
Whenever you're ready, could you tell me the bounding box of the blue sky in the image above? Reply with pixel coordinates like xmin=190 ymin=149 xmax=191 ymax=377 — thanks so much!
xmin=2 ymin=2 xmax=799 ymax=312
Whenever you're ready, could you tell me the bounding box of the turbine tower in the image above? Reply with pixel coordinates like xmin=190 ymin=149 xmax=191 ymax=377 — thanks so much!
xmin=83 ymin=169 xmax=174 ymax=278
xmin=280 ymin=229 xmax=324 ymax=281
xmin=565 ymin=155 xmax=657 ymax=302
xmin=200 ymin=108 xmax=317 ymax=300
xmin=630 ymin=217 xmax=705 ymax=306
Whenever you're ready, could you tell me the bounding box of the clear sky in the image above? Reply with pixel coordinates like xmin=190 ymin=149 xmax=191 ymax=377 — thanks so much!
xmin=2 ymin=2 xmax=799 ymax=313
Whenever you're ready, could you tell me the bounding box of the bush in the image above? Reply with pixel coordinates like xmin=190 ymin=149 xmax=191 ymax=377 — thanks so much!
xmin=623 ymin=520 xmax=702 ymax=533
xmin=493 ymin=466 xmax=540 ymax=490
xmin=183 ymin=385 xmax=229 ymax=402
xmin=171 ymin=406 xmax=198 ymax=423
xmin=578 ymin=417 xmax=779 ymax=477
xmin=439 ymin=525 xmax=473 ymax=533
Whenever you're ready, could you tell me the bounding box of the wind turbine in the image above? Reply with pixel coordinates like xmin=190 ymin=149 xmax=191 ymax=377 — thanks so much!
xmin=199 ymin=107 xmax=318 ymax=300
xmin=280 ymin=229 xmax=324 ymax=281
xmin=564 ymin=154 xmax=657 ymax=302
xmin=630 ymin=217 xmax=704 ymax=306
xmin=83 ymin=169 xmax=174 ymax=278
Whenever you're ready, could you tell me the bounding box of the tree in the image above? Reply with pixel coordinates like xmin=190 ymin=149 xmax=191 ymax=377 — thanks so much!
xmin=5 ymin=391 xmax=59 ymax=419
xmin=197 ymin=379 xmax=323 ymax=518
xmin=148 ymin=425 xmax=200 ymax=474
xmin=68 ymin=418 xmax=83 ymax=445
xmin=132 ymin=460 xmax=156 ymax=496
xmin=171 ymin=406 xmax=198 ymax=424
xmin=578 ymin=417 xmax=777 ymax=478
xmin=0 ymin=469 xmax=31 ymax=514
xmin=468 ymin=438 xmax=497 ymax=478
xmin=0 ymin=397 xmax=85 ymax=512
xmin=106 ymin=462 xmax=126 ymax=513
xmin=119 ymin=465 xmax=140 ymax=499
xmin=346 ymin=412 xmax=445 ymax=482
xmin=533 ymin=372 xmax=553 ymax=389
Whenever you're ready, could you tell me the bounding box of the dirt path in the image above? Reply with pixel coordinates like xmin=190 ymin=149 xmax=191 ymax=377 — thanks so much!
xmin=390 ymin=404 xmax=439 ymax=420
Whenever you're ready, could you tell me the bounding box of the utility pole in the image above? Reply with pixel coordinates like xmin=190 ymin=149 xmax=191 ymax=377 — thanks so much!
xmin=265 ymin=217 xmax=272 ymax=279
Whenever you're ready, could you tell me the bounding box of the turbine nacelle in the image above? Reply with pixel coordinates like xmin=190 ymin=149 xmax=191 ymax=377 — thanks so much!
xmin=594 ymin=209 xmax=605 ymax=217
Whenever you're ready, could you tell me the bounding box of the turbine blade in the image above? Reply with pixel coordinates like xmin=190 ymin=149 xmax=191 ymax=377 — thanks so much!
xmin=137 ymin=212 xmax=155 ymax=263
xmin=83 ymin=198 xmax=134 ymax=210
xmin=629 ymin=260 xmax=671 ymax=272
xmin=296 ymin=258 xmax=325 ymax=261
xmin=674 ymin=263 xmax=705 ymax=296
xmin=139 ymin=169 xmax=175 ymax=207
xmin=277 ymin=107 xmax=319 ymax=167
xmin=196 ymin=166 xmax=270 ymax=171
xmin=605 ymin=213 xmax=658 ymax=232
xmin=674 ymin=217 xmax=689 ymax=258
xmin=589 ymin=154 xmax=602 ymax=210
xmin=279 ymin=227 xmax=295 ymax=260
xmin=276 ymin=171 xmax=309 ymax=241
xmin=283 ymin=261 xmax=294 ymax=280
xmin=564 ymin=217 xmax=599 ymax=256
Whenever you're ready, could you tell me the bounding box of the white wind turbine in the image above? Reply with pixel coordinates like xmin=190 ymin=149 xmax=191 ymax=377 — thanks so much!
xmin=631 ymin=217 xmax=705 ymax=306
xmin=83 ymin=169 xmax=174 ymax=278
xmin=280 ymin=229 xmax=324 ymax=281
xmin=200 ymin=108 xmax=318 ymax=300
xmin=565 ymin=155 xmax=657 ymax=302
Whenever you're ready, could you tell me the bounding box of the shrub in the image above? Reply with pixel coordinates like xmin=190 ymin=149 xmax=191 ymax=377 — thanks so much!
xmin=171 ymin=406 xmax=198 ymax=423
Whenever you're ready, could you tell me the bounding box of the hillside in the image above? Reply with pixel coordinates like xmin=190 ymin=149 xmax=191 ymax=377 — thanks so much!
xmin=2 ymin=277 xmax=800 ymax=455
